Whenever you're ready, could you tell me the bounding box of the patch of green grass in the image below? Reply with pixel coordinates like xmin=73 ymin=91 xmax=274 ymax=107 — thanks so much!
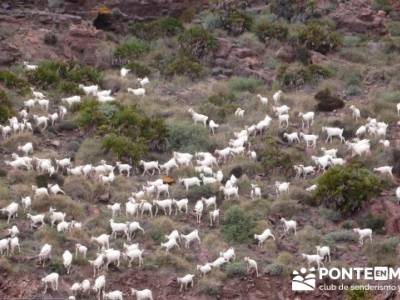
xmin=114 ymin=39 xmax=149 ymax=60
xmin=228 ymin=76 xmax=262 ymax=93
xmin=0 ymin=70 xmax=29 ymax=94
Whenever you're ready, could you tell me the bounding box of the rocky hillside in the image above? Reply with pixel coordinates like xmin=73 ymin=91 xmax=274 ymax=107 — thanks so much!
xmin=1 ymin=0 xmax=400 ymax=300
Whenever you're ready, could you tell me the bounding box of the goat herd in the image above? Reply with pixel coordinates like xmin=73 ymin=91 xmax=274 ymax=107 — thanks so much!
xmin=0 ymin=63 xmax=398 ymax=300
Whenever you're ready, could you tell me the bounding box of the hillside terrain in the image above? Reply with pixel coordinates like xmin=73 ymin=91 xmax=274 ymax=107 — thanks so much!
xmin=1 ymin=0 xmax=400 ymax=299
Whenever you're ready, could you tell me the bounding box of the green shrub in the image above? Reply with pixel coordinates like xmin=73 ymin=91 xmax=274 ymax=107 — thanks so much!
xmin=315 ymin=165 xmax=382 ymax=215
xmin=203 ymin=91 xmax=239 ymax=121
xmin=264 ymin=263 xmax=284 ymax=276
xmin=346 ymin=289 xmax=373 ymax=300
xmin=297 ymin=23 xmax=342 ymax=54
xmin=225 ymin=262 xmax=246 ymax=278
xmin=114 ymin=39 xmax=149 ymax=60
xmin=178 ymin=26 xmax=217 ymax=59
xmin=77 ymin=101 xmax=167 ymax=162
xmin=221 ymin=9 xmax=253 ymax=36
xmin=270 ymin=0 xmax=309 ymax=21
xmin=277 ymin=64 xmax=332 ymax=89
xmin=319 ymin=207 xmax=342 ymax=222
xmin=221 ymin=205 xmax=255 ymax=243
xmin=324 ymin=230 xmax=357 ymax=244
xmin=129 ymin=17 xmax=184 ymax=40
xmin=163 ymin=54 xmax=203 ymax=79
xmin=366 ymin=237 xmax=400 ymax=267
xmin=126 ymin=62 xmax=151 ymax=78
xmin=358 ymin=213 xmax=386 ymax=234
xmin=387 ymin=21 xmax=400 ymax=36
xmin=27 ymin=61 xmax=102 ymax=89
xmin=258 ymin=135 xmax=301 ymax=176
xmin=372 ymin=0 xmax=392 ymax=13
xmin=314 ymin=87 xmax=344 ymax=112
xmin=228 ymin=76 xmax=262 ymax=93
xmin=339 ymin=49 xmax=367 ymax=63
xmin=253 ymin=18 xmax=288 ymax=42
xmin=167 ymin=121 xmax=215 ymax=153
xmin=57 ymin=81 xmax=82 ymax=95
xmin=0 ymin=89 xmax=14 ymax=123
xmin=102 ymin=134 xmax=147 ymax=163
xmin=0 ymin=70 xmax=29 ymax=93
xmin=203 ymin=13 xmax=223 ymax=30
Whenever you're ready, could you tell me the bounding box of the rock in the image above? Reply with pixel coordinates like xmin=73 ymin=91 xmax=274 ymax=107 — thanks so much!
xmin=231 ymin=47 xmax=254 ymax=59
xmin=212 ymin=67 xmax=224 ymax=76
xmin=49 ymin=140 xmax=61 ymax=148
xmin=214 ymin=58 xmax=232 ymax=68
xmin=358 ymin=8 xmax=374 ymax=22
xmin=215 ymin=38 xmax=233 ymax=59
xmin=276 ymin=45 xmax=296 ymax=63
xmin=310 ymin=50 xmax=326 ymax=65
xmin=0 ymin=43 xmax=20 ymax=66
xmin=242 ymin=57 xmax=262 ymax=68
xmin=377 ymin=10 xmax=386 ymax=17
xmin=101 ymin=76 xmax=122 ymax=93
xmin=98 ymin=192 xmax=110 ymax=203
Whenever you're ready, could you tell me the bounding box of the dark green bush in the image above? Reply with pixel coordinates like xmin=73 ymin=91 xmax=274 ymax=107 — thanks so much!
xmin=178 ymin=26 xmax=217 ymax=59
xmin=225 ymin=262 xmax=246 ymax=278
xmin=372 ymin=0 xmax=392 ymax=13
xmin=27 ymin=61 xmax=102 ymax=89
xmin=163 ymin=54 xmax=203 ymax=79
xmin=114 ymin=39 xmax=149 ymax=60
xmin=0 ymin=89 xmax=14 ymax=123
xmin=297 ymin=23 xmax=342 ymax=54
xmin=129 ymin=17 xmax=184 ymax=40
xmin=221 ymin=9 xmax=253 ymax=36
xmin=277 ymin=64 xmax=332 ymax=89
xmin=358 ymin=213 xmax=386 ymax=234
xmin=228 ymin=76 xmax=263 ymax=93
xmin=102 ymin=134 xmax=147 ymax=163
xmin=0 ymin=70 xmax=29 ymax=94
xmin=203 ymin=91 xmax=238 ymax=122
xmin=253 ymin=18 xmax=288 ymax=42
xmin=126 ymin=62 xmax=151 ymax=78
xmin=167 ymin=121 xmax=215 ymax=153
xmin=346 ymin=289 xmax=373 ymax=300
xmin=221 ymin=205 xmax=255 ymax=243
xmin=315 ymin=165 xmax=382 ymax=215
xmin=314 ymin=87 xmax=344 ymax=112
xmin=264 ymin=263 xmax=284 ymax=276
xmin=258 ymin=135 xmax=301 ymax=176
xmin=77 ymin=101 xmax=167 ymax=162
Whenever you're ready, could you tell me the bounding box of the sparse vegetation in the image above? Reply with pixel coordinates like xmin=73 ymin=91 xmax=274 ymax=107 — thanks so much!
xmin=222 ymin=205 xmax=255 ymax=243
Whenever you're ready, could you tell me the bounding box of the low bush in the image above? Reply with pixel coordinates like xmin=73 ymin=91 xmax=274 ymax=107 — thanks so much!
xmin=346 ymin=289 xmax=373 ymax=300
xmin=264 ymin=263 xmax=284 ymax=276
xmin=296 ymin=23 xmax=342 ymax=54
xmin=314 ymin=87 xmax=345 ymax=112
xmin=77 ymin=101 xmax=167 ymax=163
xmin=277 ymin=64 xmax=332 ymax=89
xmin=315 ymin=165 xmax=382 ymax=215
xmin=167 ymin=121 xmax=215 ymax=153
xmin=372 ymin=0 xmax=392 ymax=13
xmin=319 ymin=207 xmax=342 ymax=222
xmin=366 ymin=237 xmax=400 ymax=267
xmin=126 ymin=62 xmax=151 ymax=78
xmin=0 ymin=70 xmax=29 ymax=94
xmin=258 ymin=135 xmax=302 ymax=176
xmin=221 ymin=9 xmax=253 ymax=36
xmin=324 ymin=230 xmax=357 ymax=244
xmin=358 ymin=213 xmax=386 ymax=234
xmin=27 ymin=61 xmax=102 ymax=89
xmin=178 ymin=26 xmax=217 ymax=59
xmin=253 ymin=18 xmax=288 ymax=42
xmin=221 ymin=205 xmax=255 ymax=243
xmin=0 ymin=89 xmax=14 ymax=123
xmin=225 ymin=261 xmax=246 ymax=277
xmin=114 ymin=39 xmax=149 ymax=60
xmin=228 ymin=76 xmax=262 ymax=93
xmin=129 ymin=17 xmax=184 ymax=40
xmin=387 ymin=21 xmax=400 ymax=36
xmin=163 ymin=54 xmax=203 ymax=79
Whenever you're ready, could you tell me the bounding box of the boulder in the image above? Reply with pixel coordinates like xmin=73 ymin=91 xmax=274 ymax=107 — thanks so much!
xmin=215 ymin=38 xmax=233 ymax=59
